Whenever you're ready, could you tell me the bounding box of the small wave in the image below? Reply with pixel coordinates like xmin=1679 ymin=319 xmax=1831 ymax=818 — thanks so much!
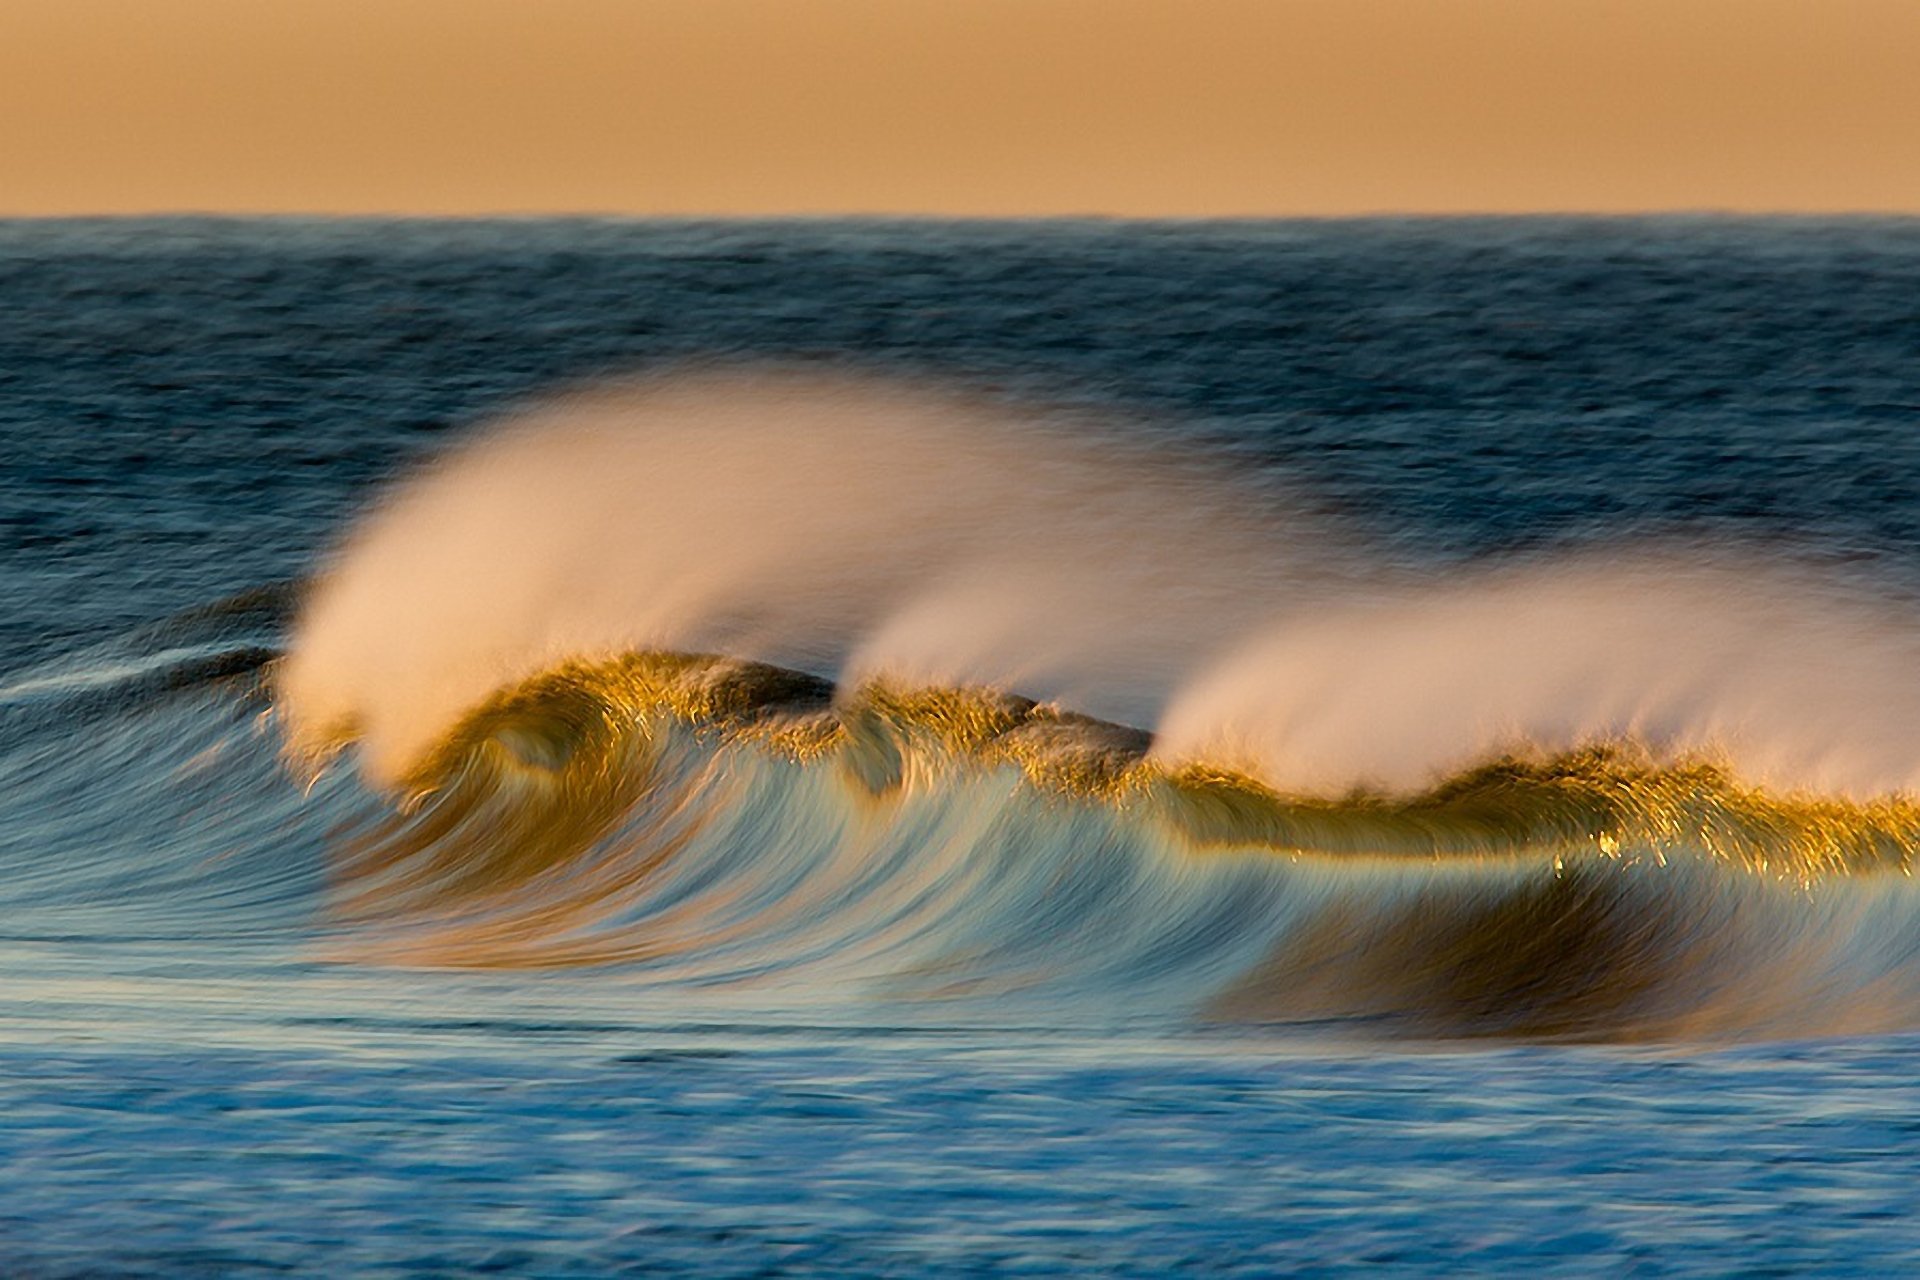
xmin=0 ymin=583 xmax=295 ymax=729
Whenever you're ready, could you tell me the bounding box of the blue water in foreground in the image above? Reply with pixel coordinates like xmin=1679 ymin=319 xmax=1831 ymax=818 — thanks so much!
xmin=4 ymin=217 xmax=1920 ymax=1275
xmin=5 ymin=1030 xmax=1916 ymax=1276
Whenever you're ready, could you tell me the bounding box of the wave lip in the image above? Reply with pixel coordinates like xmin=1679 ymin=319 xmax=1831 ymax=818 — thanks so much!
xmin=334 ymin=650 xmax=1920 ymax=880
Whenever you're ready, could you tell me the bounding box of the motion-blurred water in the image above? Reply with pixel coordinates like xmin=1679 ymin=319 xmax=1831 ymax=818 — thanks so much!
xmin=4 ymin=217 xmax=1920 ymax=1275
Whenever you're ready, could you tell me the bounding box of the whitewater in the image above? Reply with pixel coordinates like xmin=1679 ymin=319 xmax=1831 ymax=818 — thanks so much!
xmin=4 ymin=217 xmax=1919 ymax=1274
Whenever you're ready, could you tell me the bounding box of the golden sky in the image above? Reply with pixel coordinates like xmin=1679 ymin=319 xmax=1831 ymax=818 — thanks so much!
xmin=4 ymin=0 xmax=1918 ymax=216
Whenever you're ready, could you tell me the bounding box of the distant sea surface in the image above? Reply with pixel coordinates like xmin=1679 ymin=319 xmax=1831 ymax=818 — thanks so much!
xmin=3 ymin=218 xmax=1920 ymax=1275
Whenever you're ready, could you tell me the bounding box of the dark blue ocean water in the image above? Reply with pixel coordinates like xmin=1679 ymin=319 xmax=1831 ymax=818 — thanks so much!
xmin=4 ymin=217 xmax=1920 ymax=1275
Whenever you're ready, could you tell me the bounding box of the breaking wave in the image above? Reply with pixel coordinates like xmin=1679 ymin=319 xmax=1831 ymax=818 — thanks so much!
xmin=256 ymin=370 xmax=1920 ymax=1039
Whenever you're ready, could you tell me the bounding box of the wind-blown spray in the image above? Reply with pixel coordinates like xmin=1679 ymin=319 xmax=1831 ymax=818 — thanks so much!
xmin=267 ymin=370 xmax=1920 ymax=1038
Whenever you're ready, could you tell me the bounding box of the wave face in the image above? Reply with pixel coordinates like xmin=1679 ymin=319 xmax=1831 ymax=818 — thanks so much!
xmin=296 ymin=648 xmax=1920 ymax=1040
xmin=266 ymin=371 xmax=1920 ymax=1040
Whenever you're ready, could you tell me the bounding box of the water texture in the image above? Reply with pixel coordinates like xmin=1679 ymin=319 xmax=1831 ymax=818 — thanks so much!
xmin=4 ymin=217 xmax=1920 ymax=1274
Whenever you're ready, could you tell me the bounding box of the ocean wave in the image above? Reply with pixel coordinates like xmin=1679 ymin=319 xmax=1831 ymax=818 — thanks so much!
xmin=127 ymin=367 xmax=1920 ymax=1038
xmin=287 ymin=648 xmax=1920 ymax=1040
xmin=7 ymin=576 xmax=1920 ymax=1040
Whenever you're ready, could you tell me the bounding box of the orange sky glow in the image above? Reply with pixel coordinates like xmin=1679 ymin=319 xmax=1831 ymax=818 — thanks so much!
xmin=4 ymin=0 xmax=1918 ymax=217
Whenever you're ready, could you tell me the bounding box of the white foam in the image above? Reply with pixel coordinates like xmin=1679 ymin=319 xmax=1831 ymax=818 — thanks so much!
xmin=282 ymin=368 xmax=1920 ymax=798
xmin=280 ymin=370 xmax=1340 ymax=781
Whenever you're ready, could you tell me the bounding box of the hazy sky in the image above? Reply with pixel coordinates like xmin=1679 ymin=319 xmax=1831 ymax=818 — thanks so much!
xmin=5 ymin=0 xmax=1918 ymax=216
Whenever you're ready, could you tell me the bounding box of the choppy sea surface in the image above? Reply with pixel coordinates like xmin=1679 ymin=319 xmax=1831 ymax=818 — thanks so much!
xmin=5 ymin=217 xmax=1920 ymax=1275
